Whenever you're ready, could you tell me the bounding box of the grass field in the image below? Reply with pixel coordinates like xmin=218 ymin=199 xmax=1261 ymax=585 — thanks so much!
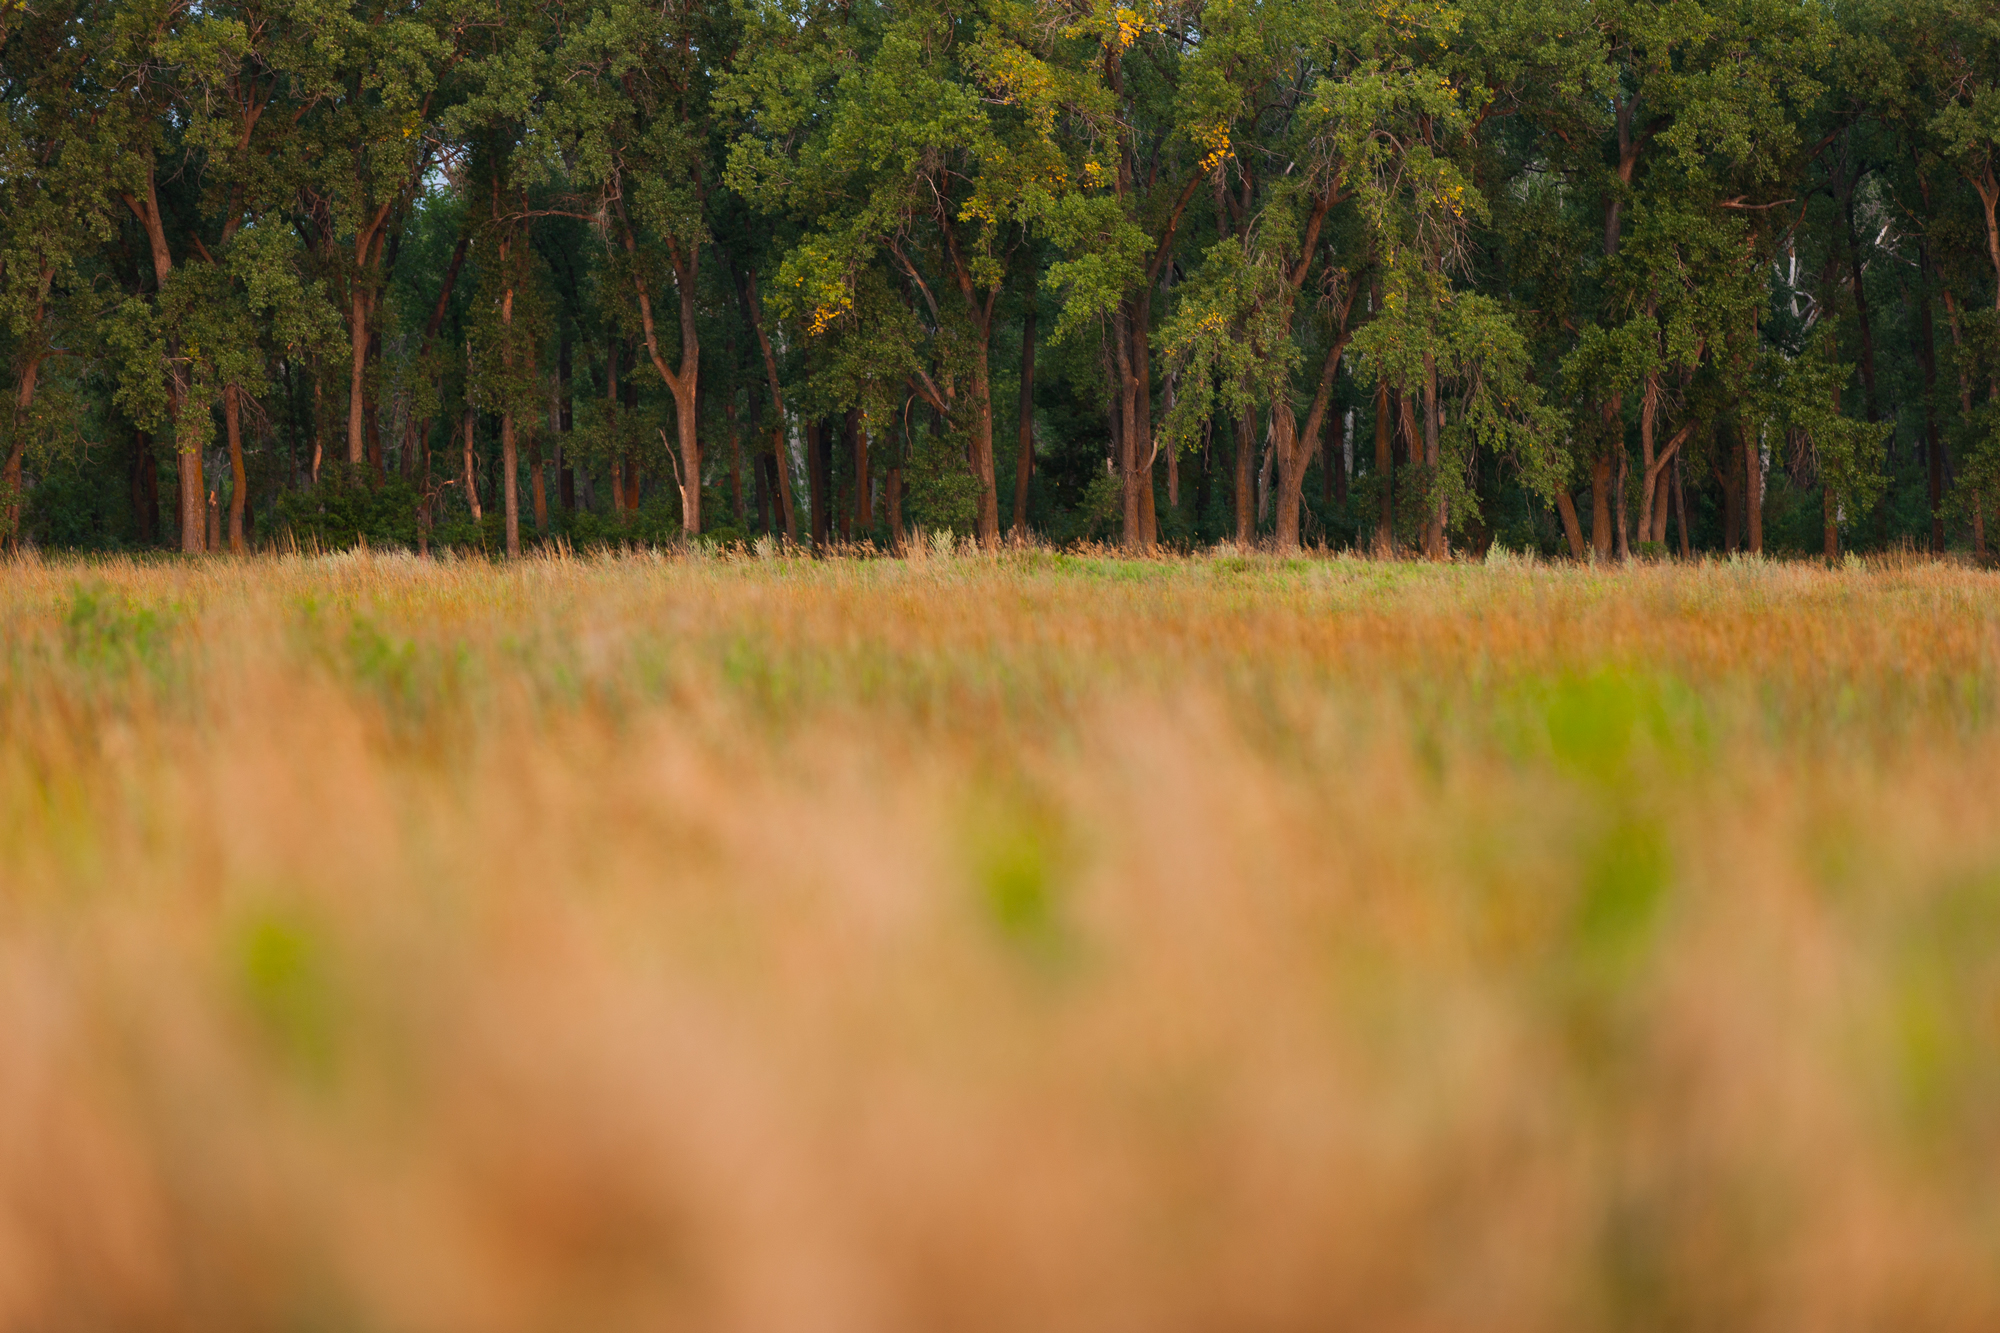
xmin=4 ymin=546 xmax=2000 ymax=1331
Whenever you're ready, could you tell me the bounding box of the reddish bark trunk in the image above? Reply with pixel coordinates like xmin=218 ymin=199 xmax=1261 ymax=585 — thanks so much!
xmin=224 ymin=382 xmax=247 ymax=553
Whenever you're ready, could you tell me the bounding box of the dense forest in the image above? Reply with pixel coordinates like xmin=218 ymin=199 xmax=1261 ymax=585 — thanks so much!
xmin=3 ymin=0 xmax=1998 ymax=558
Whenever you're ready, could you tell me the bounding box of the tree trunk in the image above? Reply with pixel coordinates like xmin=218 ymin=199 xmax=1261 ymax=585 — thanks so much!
xmin=1421 ymin=349 xmax=1444 ymax=558
xmin=1591 ymin=453 xmax=1612 ymax=561
xmin=1719 ymin=434 xmax=1743 ymax=554
xmin=119 ymin=170 xmax=199 ymax=552
xmin=1976 ymin=159 xmax=2000 ymax=319
xmin=1129 ymin=290 xmax=1159 ymax=550
xmin=835 ymin=414 xmax=853 ymax=540
xmin=970 ymin=329 xmax=1000 ymax=549
xmin=1374 ymin=381 xmax=1394 ymax=557
xmin=888 ymin=461 xmax=904 ymax=552
xmin=806 ymin=419 xmax=826 ymax=549
xmin=1272 ymin=400 xmax=1305 ymax=552
xmin=1638 ymin=372 xmax=1659 ymax=545
xmin=347 ymin=284 xmax=371 ymax=467
xmin=364 ymin=325 xmax=386 ymax=480
xmin=1555 ymin=490 xmax=1585 ymax=559
xmin=747 ymin=376 xmax=766 ymax=530
xmin=669 ymin=385 xmax=697 ymax=533
xmin=181 ymin=438 xmax=206 ymax=554
xmin=1256 ymin=424 xmax=1275 ymax=527
xmin=308 ymin=354 xmax=325 ymax=486
xmin=1824 ymin=485 xmax=1838 ymax=561
xmin=1650 ymin=463 xmax=1671 ymax=546
xmin=1745 ymin=419 xmax=1763 ymax=555
xmin=1641 ymin=420 xmax=1690 ymax=551
xmin=821 ymin=426 xmax=835 ymax=543
xmin=1013 ymin=296 xmax=1036 ymax=538
xmin=462 ymin=409 xmax=481 ymax=522
xmin=620 ymin=220 xmax=702 ymax=537
xmin=3 ymin=351 xmax=42 ymax=544
xmin=224 ymin=382 xmax=247 ymax=553
xmin=1276 ymin=336 xmax=1348 ymax=554
xmin=1332 ymin=406 xmax=1348 ymax=509
xmin=1116 ymin=310 xmax=1143 ymax=550
xmin=740 ymin=266 xmax=797 ymax=541
xmin=531 ymin=436 xmax=547 ymax=535
xmin=407 ymin=227 xmax=471 ymax=499
xmin=1235 ymin=411 xmax=1256 ymax=546
xmin=851 ymin=408 xmax=871 ymax=535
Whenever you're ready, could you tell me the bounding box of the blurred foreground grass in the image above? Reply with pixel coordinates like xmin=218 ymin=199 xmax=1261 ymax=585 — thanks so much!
xmin=3 ymin=547 xmax=2000 ymax=1331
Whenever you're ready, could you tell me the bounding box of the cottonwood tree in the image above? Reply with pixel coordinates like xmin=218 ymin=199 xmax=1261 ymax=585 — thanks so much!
xmin=0 ymin=0 xmax=125 ymax=543
xmin=526 ymin=0 xmax=729 ymax=535
xmin=727 ymin=0 xmax=1073 ymax=547
xmin=294 ymin=0 xmax=471 ymax=478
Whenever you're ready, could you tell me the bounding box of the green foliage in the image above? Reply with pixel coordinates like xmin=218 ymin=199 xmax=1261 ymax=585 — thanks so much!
xmin=5 ymin=0 xmax=2000 ymax=555
xmin=275 ymin=466 xmax=421 ymax=551
xmin=901 ymin=428 xmax=982 ymax=537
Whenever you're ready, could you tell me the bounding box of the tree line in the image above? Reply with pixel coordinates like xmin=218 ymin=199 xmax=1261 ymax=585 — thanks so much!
xmin=4 ymin=0 xmax=1998 ymax=559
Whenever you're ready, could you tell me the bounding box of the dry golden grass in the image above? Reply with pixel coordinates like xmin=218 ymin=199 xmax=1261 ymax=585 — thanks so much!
xmin=3 ymin=546 xmax=2000 ymax=1332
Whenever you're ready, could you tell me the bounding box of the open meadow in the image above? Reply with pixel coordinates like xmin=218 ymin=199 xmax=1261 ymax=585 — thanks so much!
xmin=3 ymin=547 xmax=2000 ymax=1331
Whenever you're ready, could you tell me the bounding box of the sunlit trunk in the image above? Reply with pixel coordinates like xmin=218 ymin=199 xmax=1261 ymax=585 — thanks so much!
xmin=1555 ymin=490 xmax=1585 ymax=560
xmin=224 ymin=382 xmax=247 ymax=553
xmin=462 ymin=409 xmax=481 ymax=522
xmin=673 ymin=386 xmax=699 ymax=534
xmin=970 ymin=331 xmax=999 ymax=549
xmin=347 ymin=285 xmax=369 ymax=467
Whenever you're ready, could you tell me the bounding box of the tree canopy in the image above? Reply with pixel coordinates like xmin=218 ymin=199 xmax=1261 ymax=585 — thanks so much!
xmin=5 ymin=0 xmax=1997 ymax=559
